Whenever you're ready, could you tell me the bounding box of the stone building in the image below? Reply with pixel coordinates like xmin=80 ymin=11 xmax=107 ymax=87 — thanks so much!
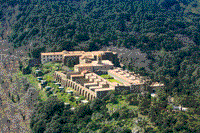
xmin=108 ymin=68 xmax=164 ymax=93
xmin=54 ymin=70 xmax=131 ymax=100
xmin=74 ymin=54 xmax=114 ymax=73
xmin=44 ymin=50 xmax=163 ymax=101
xmin=41 ymin=50 xmax=119 ymax=67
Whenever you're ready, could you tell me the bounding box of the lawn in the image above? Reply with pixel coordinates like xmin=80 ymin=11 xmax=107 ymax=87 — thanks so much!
xmin=99 ymin=74 xmax=122 ymax=84
xmin=99 ymin=74 xmax=113 ymax=79
xmin=106 ymin=79 xmax=122 ymax=84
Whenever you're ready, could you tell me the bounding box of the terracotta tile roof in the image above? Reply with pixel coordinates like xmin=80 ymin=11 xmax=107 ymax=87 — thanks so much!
xmin=108 ymin=68 xmax=145 ymax=85
xmin=80 ymin=56 xmax=89 ymax=59
xmin=75 ymin=60 xmax=113 ymax=67
xmin=71 ymin=74 xmax=84 ymax=77
xmin=41 ymin=52 xmax=63 ymax=55
xmin=41 ymin=50 xmax=116 ymax=57
xmin=81 ymin=70 xmax=91 ymax=74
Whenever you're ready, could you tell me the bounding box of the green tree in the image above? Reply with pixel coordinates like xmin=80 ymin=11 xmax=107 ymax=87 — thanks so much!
xmin=126 ymin=93 xmax=139 ymax=105
xmin=156 ymin=88 xmax=168 ymax=108
xmin=138 ymin=92 xmax=151 ymax=115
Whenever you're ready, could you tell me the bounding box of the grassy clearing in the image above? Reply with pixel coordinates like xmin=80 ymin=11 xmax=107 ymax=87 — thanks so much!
xmin=106 ymin=79 xmax=122 ymax=84
xmin=99 ymin=74 xmax=122 ymax=83
xmin=99 ymin=74 xmax=113 ymax=79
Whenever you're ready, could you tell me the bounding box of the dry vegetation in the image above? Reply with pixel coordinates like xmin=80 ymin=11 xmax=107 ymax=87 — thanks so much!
xmin=0 ymin=51 xmax=38 ymax=132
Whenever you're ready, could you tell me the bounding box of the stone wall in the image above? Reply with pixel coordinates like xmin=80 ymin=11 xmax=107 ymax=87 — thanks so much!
xmin=54 ymin=71 xmax=96 ymax=100
xmin=115 ymin=86 xmax=131 ymax=94
xmin=96 ymin=90 xmax=111 ymax=99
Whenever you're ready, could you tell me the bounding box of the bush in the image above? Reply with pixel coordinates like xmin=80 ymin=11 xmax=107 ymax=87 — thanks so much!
xmin=99 ymin=126 xmax=110 ymax=133
xmin=74 ymin=104 xmax=93 ymax=118
xmin=121 ymin=90 xmax=130 ymax=95
xmin=119 ymin=108 xmax=129 ymax=119
xmin=22 ymin=66 xmax=31 ymax=74
xmin=128 ymin=109 xmax=138 ymax=118
xmin=43 ymin=68 xmax=51 ymax=74
xmin=111 ymin=109 xmax=120 ymax=119
xmin=90 ymin=99 xmax=106 ymax=112
xmin=102 ymin=90 xmax=117 ymax=102
xmin=110 ymin=94 xmax=118 ymax=104
xmin=91 ymin=112 xmax=104 ymax=122
xmin=126 ymin=93 xmax=139 ymax=105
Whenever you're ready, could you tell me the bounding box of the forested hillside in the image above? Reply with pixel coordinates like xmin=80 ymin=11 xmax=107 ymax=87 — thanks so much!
xmin=0 ymin=0 xmax=199 ymax=111
xmin=0 ymin=0 xmax=200 ymax=132
xmin=1 ymin=0 xmax=200 ymax=53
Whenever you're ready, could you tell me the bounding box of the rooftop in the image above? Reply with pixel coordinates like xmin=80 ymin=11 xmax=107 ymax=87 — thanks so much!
xmin=41 ymin=50 xmax=117 ymax=58
xmin=75 ymin=60 xmax=114 ymax=67
xmin=41 ymin=52 xmax=63 ymax=55
xmin=108 ymin=68 xmax=146 ymax=85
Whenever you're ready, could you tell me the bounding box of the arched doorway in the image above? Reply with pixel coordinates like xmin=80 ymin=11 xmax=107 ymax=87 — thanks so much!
xmin=80 ymin=88 xmax=82 ymax=95
xmin=83 ymin=90 xmax=85 ymax=96
xmin=90 ymin=95 xmax=93 ymax=100
xmin=88 ymin=93 xmax=90 ymax=100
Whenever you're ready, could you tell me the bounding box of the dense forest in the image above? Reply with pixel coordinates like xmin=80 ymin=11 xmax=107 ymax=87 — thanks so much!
xmin=0 ymin=0 xmax=200 ymax=132
xmin=1 ymin=0 xmax=199 ymax=96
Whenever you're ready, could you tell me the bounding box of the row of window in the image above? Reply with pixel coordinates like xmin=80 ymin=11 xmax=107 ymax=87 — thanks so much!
xmin=43 ymin=58 xmax=61 ymax=61
xmin=42 ymin=55 xmax=62 ymax=58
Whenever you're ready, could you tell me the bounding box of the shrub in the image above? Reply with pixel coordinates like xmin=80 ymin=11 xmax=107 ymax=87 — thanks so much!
xmin=121 ymin=90 xmax=130 ymax=95
xmin=91 ymin=112 xmax=104 ymax=122
xmin=90 ymin=99 xmax=106 ymax=112
xmin=111 ymin=109 xmax=120 ymax=119
xmin=126 ymin=93 xmax=139 ymax=105
xmin=110 ymin=94 xmax=118 ymax=104
xmin=119 ymin=108 xmax=129 ymax=119
xmin=128 ymin=109 xmax=138 ymax=118
xmin=99 ymin=126 xmax=110 ymax=133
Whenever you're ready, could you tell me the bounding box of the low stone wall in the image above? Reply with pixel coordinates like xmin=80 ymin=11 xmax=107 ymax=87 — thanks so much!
xmin=96 ymin=90 xmax=111 ymax=99
xmin=115 ymin=86 xmax=131 ymax=94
